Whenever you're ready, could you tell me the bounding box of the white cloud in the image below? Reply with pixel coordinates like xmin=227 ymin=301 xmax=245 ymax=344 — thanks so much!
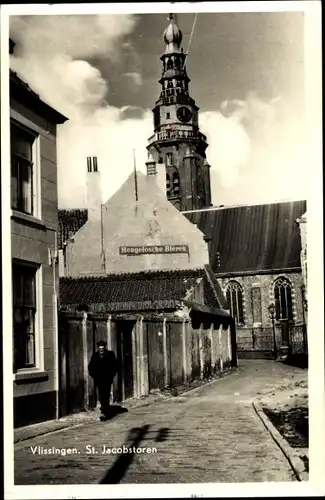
xmin=10 ymin=15 xmax=306 ymax=208
xmin=124 ymin=72 xmax=142 ymax=86
xmin=10 ymin=14 xmax=151 ymax=208
xmin=200 ymin=93 xmax=307 ymax=205
xmin=200 ymin=110 xmax=251 ymax=189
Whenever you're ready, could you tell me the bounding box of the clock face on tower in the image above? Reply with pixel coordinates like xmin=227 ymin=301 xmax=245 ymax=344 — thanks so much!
xmin=177 ymin=106 xmax=192 ymax=123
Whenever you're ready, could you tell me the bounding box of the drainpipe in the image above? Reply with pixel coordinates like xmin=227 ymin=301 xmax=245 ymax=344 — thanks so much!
xmin=50 ymin=243 xmax=60 ymax=420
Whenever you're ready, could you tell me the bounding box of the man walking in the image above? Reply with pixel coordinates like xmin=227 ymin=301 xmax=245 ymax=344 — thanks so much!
xmin=88 ymin=340 xmax=118 ymax=421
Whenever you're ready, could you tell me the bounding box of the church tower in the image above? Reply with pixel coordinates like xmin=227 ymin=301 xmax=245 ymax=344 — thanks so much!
xmin=147 ymin=14 xmax=212 ymax=211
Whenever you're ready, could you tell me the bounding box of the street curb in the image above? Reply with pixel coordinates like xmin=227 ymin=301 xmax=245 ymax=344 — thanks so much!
xmin=14 ymin=368 xmax=236 ymax=445
xmin=252 ymin=400 xmax=308 ymax=482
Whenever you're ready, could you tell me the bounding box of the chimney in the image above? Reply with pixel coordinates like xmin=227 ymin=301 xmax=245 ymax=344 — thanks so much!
xmin=86 ymin=156 xmax=102 ymax=220
xmin=146 ymin=152 xmax=166 ymax=196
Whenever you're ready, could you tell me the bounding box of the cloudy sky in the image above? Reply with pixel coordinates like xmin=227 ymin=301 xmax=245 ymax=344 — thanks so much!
xmin=9 ymin=9 xmax=306 ymax=208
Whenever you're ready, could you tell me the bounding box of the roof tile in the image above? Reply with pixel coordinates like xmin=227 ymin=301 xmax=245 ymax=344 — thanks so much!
xmin=58 ymin=209 xmax=88 ymax=249
xmin=59 ymin=267 xmax=224 ymax=313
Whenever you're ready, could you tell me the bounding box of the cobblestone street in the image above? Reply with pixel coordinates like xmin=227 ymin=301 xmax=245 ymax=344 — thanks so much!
xmin=14 ymin=361 xmax=303 ymax=484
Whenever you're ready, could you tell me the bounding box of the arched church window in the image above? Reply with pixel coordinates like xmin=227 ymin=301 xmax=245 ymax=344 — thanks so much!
xmin=166 ymin=174 xmax=171 ymax=197
xmin=274 ymin=277 xmax=293 ymax=321
xmin=226 ymin=281 xmax=244 ymax=325
xmin=172 ymin=172 xmax=180 ymax=196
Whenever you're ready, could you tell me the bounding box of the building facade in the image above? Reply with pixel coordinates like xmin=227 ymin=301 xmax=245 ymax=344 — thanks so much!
xmin=297 ymin=211 xmax=307 ymax=323
xmin=10 ymin=63 xmax=68 ymax=427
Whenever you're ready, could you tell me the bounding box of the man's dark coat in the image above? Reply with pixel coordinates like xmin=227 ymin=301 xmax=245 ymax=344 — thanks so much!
xmin=88 ymin=350 xmax=118 ymax=385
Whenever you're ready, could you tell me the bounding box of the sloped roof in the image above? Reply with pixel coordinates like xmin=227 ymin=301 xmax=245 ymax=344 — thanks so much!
xmin=183 ymin=300 xmax=231 ymax=318
xmin=58 ymin=209 xmax=88 ymax=249
xmin=10 ymin=69 xmax=68 ymax=124
xmin=183 ymin=200 xmax=306 ymax=275
xmin=59 ymin=266 xmax=225 ymax=313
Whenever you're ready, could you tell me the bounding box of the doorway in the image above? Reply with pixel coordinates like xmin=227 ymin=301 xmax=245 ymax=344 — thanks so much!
xmin=116 ymin=320 xmax=135 ymax=401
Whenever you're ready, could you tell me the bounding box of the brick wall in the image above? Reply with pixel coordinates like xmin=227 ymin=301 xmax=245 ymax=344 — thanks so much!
xmin=219 ymin=271 xmax=304 ymax=329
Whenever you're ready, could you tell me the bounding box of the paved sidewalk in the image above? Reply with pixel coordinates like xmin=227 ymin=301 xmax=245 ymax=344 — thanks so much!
xmin=14 ymin=394 xmax=170 ymax=444
xmin=14 ymin=360 xmax=304 ymax=484
xmin=14 ymin=369 xmax=234 ymax=443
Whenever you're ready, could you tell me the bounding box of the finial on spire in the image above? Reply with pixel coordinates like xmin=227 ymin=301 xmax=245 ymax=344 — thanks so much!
xmin=163 ymin=12 xmax=182 ymax=51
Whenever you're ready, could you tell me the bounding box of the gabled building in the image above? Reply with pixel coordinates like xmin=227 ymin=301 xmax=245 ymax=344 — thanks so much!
xmin=10 ymin=39 xmax=68 ymax=427
xmin=59 ymin=160 xmax=210 ymax=277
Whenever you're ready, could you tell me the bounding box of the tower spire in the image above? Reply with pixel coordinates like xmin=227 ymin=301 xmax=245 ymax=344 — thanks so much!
xmin=147 ymin=13 xmax=212 ymax=211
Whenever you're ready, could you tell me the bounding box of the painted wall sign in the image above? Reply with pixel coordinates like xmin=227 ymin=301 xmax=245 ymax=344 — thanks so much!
xmin=119 ymin=245 xmax=189 ymax=256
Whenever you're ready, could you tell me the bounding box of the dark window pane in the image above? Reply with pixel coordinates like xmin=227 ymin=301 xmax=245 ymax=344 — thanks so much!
xmin=286 ymin=286 xmax=293 ymax=321
xmin=237 ymin=289 xmax=244 ymax=323
xmin=274 ymin=286 xmax=280 ymax=320
xmin=21 ymin=162 xmax=33 ymax=214
xmin=12 ymin=263 xmax=37 ymax=370
xmin=11 ymin=158 xmax=19 ymax=210
xmin=234 ymin=289 xmax=239 ymax=318
xmin=23 ymin=271 xmax=36 ymax=307
xmin=280 ymin=285 xmax=287 ymax=319
xmin=12 ymin=269 xmax=23 ymax=306
xmin=11 ymin=125 xmax=34 ymax=161
xmin=10 ymin=123 xmax=35 ymax=215
xmin=22 ymin=309 xmax=35 ymax=366
xmin=226 ymin=289 xmax=231 ymax=311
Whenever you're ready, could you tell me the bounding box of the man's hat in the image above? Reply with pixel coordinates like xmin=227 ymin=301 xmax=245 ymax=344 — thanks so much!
xmin=97 ymin=340 xmax=107 ymax=347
